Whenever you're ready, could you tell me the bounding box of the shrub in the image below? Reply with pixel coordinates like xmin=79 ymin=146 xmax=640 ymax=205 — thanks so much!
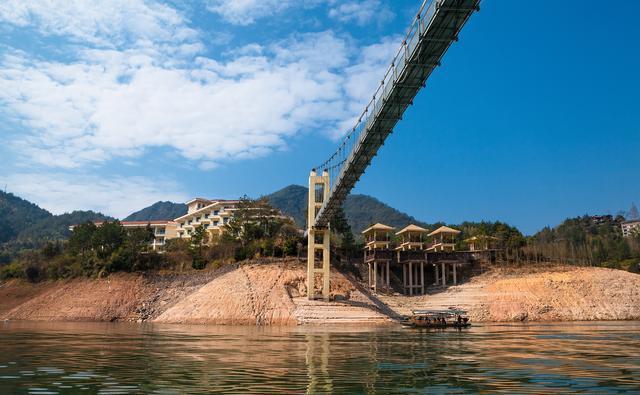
xmin=0 ymin=262 xmax=24 ymax=280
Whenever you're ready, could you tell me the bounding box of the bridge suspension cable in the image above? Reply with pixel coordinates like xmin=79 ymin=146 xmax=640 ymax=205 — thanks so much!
xmin=311 ymin=0 xmax=479 ymax=229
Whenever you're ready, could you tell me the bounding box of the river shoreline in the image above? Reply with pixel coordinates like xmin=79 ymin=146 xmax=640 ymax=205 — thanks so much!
xmin=1 ymin=260 xmax=639 ymax=325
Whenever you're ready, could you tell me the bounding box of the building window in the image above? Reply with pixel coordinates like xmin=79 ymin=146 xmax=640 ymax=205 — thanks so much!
xmin=205 ymin=213 xmax=209 ymax=219
xmin=223 ymin=217 xmax=229 ymax=224
xmin=204 ymin=224 xmax=209 ymax=229
xmin=213 ymin=221 xmax=219 ymax=226
xmin=213 ymin=210 xmax=219 ymax=216
xmin=196 ymin=216 xmax=201 ymax=222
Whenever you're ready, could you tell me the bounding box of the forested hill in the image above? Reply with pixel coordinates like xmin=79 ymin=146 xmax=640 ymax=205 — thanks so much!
xmin=264 ymin=185 xmax=427 ymax=233
xmin=0 ymin=191 xmax=50 ymax=244
xmin=0 ymin=191 xmax=111 ymax=263
xmin=124 ymin=201 xmax=187 ymax=221
xmin=528 ymin=214 xmax=639 ymax=267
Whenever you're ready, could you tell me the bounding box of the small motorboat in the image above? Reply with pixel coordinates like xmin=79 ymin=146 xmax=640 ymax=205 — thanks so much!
xmin=401 ymin=309 xmax=471 ymax=329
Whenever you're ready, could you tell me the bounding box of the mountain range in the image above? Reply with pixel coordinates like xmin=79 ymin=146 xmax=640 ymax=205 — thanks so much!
xmin=121 ymin=184 xmax=426 ymax=234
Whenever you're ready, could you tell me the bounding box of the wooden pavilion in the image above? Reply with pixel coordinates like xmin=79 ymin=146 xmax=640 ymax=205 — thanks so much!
xmin=426 ymin=225 xmax=461 ymax=252
xmin=464 ymin=235 xmax=499 ymax=251
xmin=395 ymin=224 xmax=429 ymax=295
xmin=362 ymin=223 xmax=395 ymax=294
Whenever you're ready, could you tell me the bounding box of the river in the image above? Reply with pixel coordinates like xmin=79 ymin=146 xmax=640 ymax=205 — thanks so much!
xmin=1 ymin=321 xmax=639 ymax=394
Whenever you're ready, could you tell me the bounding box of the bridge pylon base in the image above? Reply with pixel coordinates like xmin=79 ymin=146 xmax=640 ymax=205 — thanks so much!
xmin=307 ymin=169 xmax=330 ymax=301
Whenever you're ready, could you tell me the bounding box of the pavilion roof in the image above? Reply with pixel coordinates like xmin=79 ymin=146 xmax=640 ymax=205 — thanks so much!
xmin=362 ymin=223 xmax=395 ymax=234
xmin=428 ymin=225 xmax=461 ymax=236
xmin=464 ymin=235 xmax=499 ymax=242
xmin=395 ymin=224 xmax=429 ymax=235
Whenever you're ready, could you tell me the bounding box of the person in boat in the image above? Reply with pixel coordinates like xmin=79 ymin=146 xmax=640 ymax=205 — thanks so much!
xmin=457 ymin=315 xmax=462 ymax=324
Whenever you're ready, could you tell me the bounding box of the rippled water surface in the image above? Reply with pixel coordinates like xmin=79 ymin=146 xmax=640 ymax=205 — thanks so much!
xmin=1 ymin=321 xmax=639 ymax=394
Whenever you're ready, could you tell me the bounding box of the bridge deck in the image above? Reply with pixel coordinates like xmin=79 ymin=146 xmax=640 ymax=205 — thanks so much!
xmin=313 ymin=0 xmax=479 ymax=228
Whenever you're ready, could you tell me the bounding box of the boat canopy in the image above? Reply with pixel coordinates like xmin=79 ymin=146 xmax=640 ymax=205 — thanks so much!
xmin=411 ymin=309 xmax=467 ymax=316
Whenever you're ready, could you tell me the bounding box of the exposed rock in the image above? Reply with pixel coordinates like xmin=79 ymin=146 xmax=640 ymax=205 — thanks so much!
xmin=1 ymin=262 xmax=639 ymax=325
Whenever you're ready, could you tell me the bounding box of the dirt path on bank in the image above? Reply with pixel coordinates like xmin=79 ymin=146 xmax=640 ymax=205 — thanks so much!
xmin=1 ymin=262 xmax=638 ymax=324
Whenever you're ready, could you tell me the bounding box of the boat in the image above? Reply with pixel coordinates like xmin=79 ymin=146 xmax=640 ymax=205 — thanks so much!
xmin=401 ymin=309 xmax=471 ymax=329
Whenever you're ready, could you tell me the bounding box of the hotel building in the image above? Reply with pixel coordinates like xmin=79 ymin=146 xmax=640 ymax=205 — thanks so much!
xmin=174 ymin=198 xmax=240 ymax=240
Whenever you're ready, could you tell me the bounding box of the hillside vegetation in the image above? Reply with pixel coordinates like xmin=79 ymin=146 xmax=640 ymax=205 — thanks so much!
xmin=0 ymin=191 xmax=111 ymax=263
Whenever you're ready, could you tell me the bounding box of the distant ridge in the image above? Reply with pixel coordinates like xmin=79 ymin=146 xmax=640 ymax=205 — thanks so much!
xmin=264 ymin=185 xmax=427 ymax=233
xmin=123 ymin=201 xmax=187 ymax=222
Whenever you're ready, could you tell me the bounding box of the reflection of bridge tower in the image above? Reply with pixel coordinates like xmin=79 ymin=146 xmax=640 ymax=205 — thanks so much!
xmin=395 ymin=225 xmax=429 ymax=295
xmin=307 ymin=170 xmax=331 ymax=301
xmin=362 ymin=223 xmax=395 ymax=294
xmin=305 ymin=332 xmax=333 ymax=394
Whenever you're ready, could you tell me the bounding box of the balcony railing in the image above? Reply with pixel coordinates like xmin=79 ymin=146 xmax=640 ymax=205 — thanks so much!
xmin=398 ymin=250 xmax=427 ymax=262
xmin=365 ymin=250 xmax=394 ymax=262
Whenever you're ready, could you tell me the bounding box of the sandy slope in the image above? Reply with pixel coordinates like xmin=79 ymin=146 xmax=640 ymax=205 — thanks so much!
xmin=155 ymin=260 xmax=389 ymax=325
xmin=1 ymin=262 xmax=638 ymax=324
xmin=379 ymin=266 xmax=640 ymax=322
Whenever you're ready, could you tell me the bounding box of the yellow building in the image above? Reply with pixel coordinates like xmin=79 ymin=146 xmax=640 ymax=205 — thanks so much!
xmin=174 ymin=198 xmax=239 ymax=241
xmin=427 ymin=226 xmax=460 ymax=252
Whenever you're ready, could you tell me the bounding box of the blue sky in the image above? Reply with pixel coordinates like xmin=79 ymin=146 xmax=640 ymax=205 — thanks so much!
xmin=0 ymin=0 xmax=638 ymax=234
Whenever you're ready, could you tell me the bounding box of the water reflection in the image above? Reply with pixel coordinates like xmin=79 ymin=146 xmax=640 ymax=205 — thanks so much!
xmin=0 ymin=321 xmax=639 ymax=394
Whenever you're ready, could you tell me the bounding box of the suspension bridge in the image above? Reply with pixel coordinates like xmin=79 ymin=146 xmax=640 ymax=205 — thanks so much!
xmin=306 ymin=0 xmax=480 ymax=300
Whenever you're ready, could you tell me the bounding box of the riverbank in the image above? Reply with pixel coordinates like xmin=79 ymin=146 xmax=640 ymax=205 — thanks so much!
xmin=1 ymin=260 xmax=639 ymax=324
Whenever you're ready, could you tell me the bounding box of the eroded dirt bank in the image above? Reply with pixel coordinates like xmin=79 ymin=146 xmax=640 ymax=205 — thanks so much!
xmin=1 ymin=261 xmax=639 ymax=324
xmin=381 ymin=266 xmax=640 ymax=322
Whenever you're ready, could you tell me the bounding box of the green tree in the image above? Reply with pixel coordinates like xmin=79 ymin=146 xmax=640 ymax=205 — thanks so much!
xmin=190 ymin=224 xmax=209 ymax=269
xmin=68 ymin=222 xmax=97 ymax=256
xmin=91 ymin=221 xmax=125 ymax=259
xmin=630 ymin=202 xmax=639 ymax=220
xmin=331 ymin=207 xmax=356 ymax=254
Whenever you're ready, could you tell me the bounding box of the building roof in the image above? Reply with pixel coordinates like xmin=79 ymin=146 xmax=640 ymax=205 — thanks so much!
xmin=174 ymin=200 xmax=240 ymax=221
xmin=428 ymin=225 xmax=461 ymax=236
xmin=362 ymin=223 xmax=395 ymax=234
xmin=395 ymin=224 xmax=429 ymax=235
xmin=94 ymin=220 xmax=173 ymax=226
xmin=185 ymin=197 xmax=212 ymax=205
xmin=622 ymin=219 xmax=640 ymax=225
xmin=185 ymin=197 xmax=240 ymax=205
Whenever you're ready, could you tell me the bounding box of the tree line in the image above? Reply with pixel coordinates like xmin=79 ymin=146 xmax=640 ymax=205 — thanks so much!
xmin=0 ymin=197 xmax=304 ymax=281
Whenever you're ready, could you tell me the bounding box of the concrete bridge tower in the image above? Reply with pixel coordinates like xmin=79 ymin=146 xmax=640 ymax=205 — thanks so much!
xmin=307 ymin=169 xmax=331 ymax=300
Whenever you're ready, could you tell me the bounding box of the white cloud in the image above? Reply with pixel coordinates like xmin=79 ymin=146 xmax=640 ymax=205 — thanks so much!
xmin=0 ymin=0 xmax=402 ymax=170
xmin=204 ymin=0 xmax=327 ymax=26
xmin=205 ymin=0 xmax=297 ymax=25
xmin=0 ymin=29 xmax=397 ymax=168
xmin=0 ymin=32 xmax=348 ymax=168
xmin=0 ymin=0 xmax=197 ymax=48
xmin=3 ymin=173 xmax=188 ymax=218
xmin=328 ymin=0 xmax=394 ymax=26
